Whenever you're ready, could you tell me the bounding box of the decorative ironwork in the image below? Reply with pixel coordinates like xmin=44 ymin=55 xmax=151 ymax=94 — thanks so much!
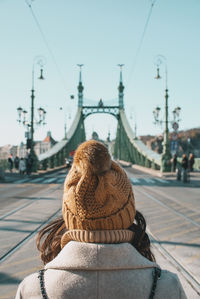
xmin=82 ymin=105 xmax=120 ymax=119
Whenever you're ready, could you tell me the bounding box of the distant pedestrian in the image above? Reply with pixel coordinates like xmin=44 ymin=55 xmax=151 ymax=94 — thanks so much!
xmin=26 ymin=154 xmax=33 ymax=175
xmin=19 ymin=158 xmax=26 ymax=176
xmin=181 ymin=154 xmax=189 ymax=183
xmin=69 ymin=150 xmax=75 ymax=157
xmin=189 ymin=153 xmax=195 ymax=172
xmin=181 ymin=154 xmax=188 ymax=170
xmin=8 ymin=154 xmax=14 ymax=172
xmin=171 ymin=153 xmax=177 ymax=172
xmin=14 ymin=156 xmax=20 ymax=170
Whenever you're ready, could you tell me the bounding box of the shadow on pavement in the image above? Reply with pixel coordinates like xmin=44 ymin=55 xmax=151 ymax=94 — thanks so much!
xmin=0 ymin=272 xmax=21 ymax=284
xmin=0 ymin=227 xmax=33 ymax=233
xmin=1 ymin=219 xmax=42 ymax=225
xmin=151 ymin=239 xmax=200 ymax=248
xmin=13 ymin=196 xmax=56 ymax=201
xmin=131 ymin=179 xmax=200 ymax=188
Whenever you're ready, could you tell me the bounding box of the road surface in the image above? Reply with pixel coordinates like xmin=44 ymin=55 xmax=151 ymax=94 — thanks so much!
xmin=0 ymin=167 xmax=199 ymax=298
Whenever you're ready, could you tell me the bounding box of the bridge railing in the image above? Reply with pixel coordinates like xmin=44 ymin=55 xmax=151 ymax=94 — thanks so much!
xmin=38 ymin=108 xmax=85 ymax=170
xmin=115 ymin=109 xmax=161 ymax=170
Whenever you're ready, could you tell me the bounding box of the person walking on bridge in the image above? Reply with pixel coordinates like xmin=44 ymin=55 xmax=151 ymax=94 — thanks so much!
xmin=15 ymin=140 xmax=186 ymax=299
xmin=171 ymin=153 xmax=177 ymax=172
xmin=19 ymin=158 xmax=26 ymax=176
xmin=8 ymin=154 xmax=14 ymax=172
xmin=181 ymin=154 xmax=189 ymax=183
xmin=188 ymin=153 xmax=195 ymax=172
xmin=181 ymin=154 xmax=188 ymax=171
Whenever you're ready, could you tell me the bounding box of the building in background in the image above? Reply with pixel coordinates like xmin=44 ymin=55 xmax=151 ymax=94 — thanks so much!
xmin=0 ymin=131 xmax=57 ymax=159
xmin=35 ymin=131 xmax=57 ymax=155
xmin=140 ymin=128 xmax=200 ymax=158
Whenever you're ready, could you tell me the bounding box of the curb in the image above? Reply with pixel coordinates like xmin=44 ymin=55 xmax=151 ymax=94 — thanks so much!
xmin=118 ymin=160 xmax=164 ymax=178
xmin=131 ymin=164 xmax=163 ymax=178
xmin=3 ymin=165 xmax=66 ymax=182
xmin=118 ymin=160 xmax=200 ymax=181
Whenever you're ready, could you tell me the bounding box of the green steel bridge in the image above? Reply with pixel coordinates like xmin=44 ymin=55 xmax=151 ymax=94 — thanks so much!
xmin=38 ymin=67 xmax=161 ymax=171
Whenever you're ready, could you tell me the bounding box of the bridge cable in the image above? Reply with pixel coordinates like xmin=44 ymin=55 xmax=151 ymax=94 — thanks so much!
xmin=127 ymin=0 xmax=157 ymax=89
xmin=25 ymin=0 xmax=67 ymax=91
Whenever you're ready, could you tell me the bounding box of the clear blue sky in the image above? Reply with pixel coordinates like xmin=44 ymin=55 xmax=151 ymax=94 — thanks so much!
xmin=0 ymin=0 xmax=200 ymax=146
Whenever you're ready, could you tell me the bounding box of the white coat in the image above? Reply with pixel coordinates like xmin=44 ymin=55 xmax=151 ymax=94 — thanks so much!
xmin=15 ymin=241 xmax=187 ymax=299
xmin=19 ymin=160 xmax=26 ymax=172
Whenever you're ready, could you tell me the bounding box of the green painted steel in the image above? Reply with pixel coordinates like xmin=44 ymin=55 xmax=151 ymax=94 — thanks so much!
xmin=37 ymin=65 xmax=163 ymax=171
xmin=38 ymin=107 xmax=162 ymax=170
xmin=6 ymin=102 xmax=200 ymax=172
xmin=38 ymin=108 xmax=86 ymax=169
xmin=114 ymin=110 xmax=161 ymax=169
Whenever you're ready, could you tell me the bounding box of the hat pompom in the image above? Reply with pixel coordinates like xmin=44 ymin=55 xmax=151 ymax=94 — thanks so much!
xmin=73 ymin=140 xmax=111 ymax=175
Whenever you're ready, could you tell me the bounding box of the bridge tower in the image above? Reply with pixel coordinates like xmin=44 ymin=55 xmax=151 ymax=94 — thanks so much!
xmin=118 ymin=64 xmax=124 ymax=109
xmin=77 ymin=64 xmax=84 ymax=107
xmin=38 ymin=65 xmax=162 ymax=172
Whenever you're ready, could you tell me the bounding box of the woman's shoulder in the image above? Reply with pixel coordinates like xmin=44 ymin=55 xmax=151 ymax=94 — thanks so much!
xmin=15 ymin=271 xmax=41 ymax=299
xmin=158 ymin=269 xmax=187 ymax=298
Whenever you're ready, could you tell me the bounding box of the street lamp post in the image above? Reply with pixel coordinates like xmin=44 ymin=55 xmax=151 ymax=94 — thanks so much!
xmin=153 ymin=105 xmax=181 ymax=155
xmin=17 ymin=56 xmax=46 ymax=172
xmin=59 ymin=106 xmax=71 ymax=140
xmin=154 ymin=55 xmax=171 ymax=172
xmin=30 ymin=57 xmax=46 ymax=163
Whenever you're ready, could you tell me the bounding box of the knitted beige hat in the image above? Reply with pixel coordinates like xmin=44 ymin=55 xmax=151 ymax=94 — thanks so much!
xmin=62 ymin=140 xmax=136 ymax=231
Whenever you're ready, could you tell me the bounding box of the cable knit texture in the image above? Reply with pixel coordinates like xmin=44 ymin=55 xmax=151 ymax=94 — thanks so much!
xmin=62 ymin=140 xmax=136 ymax=230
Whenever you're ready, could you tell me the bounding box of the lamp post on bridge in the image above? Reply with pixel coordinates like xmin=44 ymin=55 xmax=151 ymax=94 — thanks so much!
xmin=117 ymin=64 xmax=125 ymax=160
xmin=153 ymin=104 xmax=181 ymax=156
xmin=154 ymin=55 xmax=171 ymax=172
xmin=77 ymin=64 xmax=84 ymax=107
xmin=17 ymin=56 xmax=47 ymax=172
xmin=59 ymin=107 xmax=72 ymax=140
xmin=117 ymin=64 xmax=124 ymax=109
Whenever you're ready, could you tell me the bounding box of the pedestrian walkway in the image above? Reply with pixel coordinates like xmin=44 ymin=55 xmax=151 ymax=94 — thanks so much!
xmin=3 ymin=163 xmax=200 ymax=187
xmin=132 ymin=164 xmax=200 ymax=186
xmin=5 ymin=174 xmax=170 ymax=186
xmin=150 ymin=235 xmax=200 ymax=298
xmin=3 ymin=172 xmax=66 ymax=185
xmin=130 ymin=177 xmax=169 ymax=185
xmin=118 ymin=160 xmax=200 ymax=187
xmin=1 ymin=165 xmax=66 ymax=184
xmin=2 ymin=167 xmax=173 ymax=186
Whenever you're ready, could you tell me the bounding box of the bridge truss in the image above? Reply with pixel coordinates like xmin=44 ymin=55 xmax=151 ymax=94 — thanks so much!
xmin=38 ymin=66 xmax=161 ymax=171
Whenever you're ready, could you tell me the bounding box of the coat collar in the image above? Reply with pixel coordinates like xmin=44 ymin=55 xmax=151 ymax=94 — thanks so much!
xmin=45 ymin=241 xmax=158 ymax=271
xmin=61 ymin=229 xmax=134 ymax=248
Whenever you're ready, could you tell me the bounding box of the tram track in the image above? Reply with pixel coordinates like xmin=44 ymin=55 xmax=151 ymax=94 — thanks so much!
xmin=0 ymin=207 xmax=61 ymax=264
xmin=0 ymin=184 xmax=61 ymax=221
xmin=149 ymin=229 xmax=200 ymax=295
xmin=0 ymin=180 xmax=63 ymax=265
xmin=135 ymin=186 xmax=200 ymax=229
xmin=140 ymin=181 xmax=200 ymax=213
xmin=129 ymin=180 xmax=200 ymax=294
xmin=0 ymin=201 xmax=34 ymax=221
xmin=1 ymin=186 xmax=199 ymax=295
xmin=126 ymin=166 xmax=200 ymax=229
xmin=0 ymin=168 xmax=199 ymax=297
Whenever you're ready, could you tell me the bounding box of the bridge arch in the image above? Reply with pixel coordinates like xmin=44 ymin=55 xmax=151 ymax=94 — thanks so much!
xmin=82 ymin=106 xmax=119 ymax=120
